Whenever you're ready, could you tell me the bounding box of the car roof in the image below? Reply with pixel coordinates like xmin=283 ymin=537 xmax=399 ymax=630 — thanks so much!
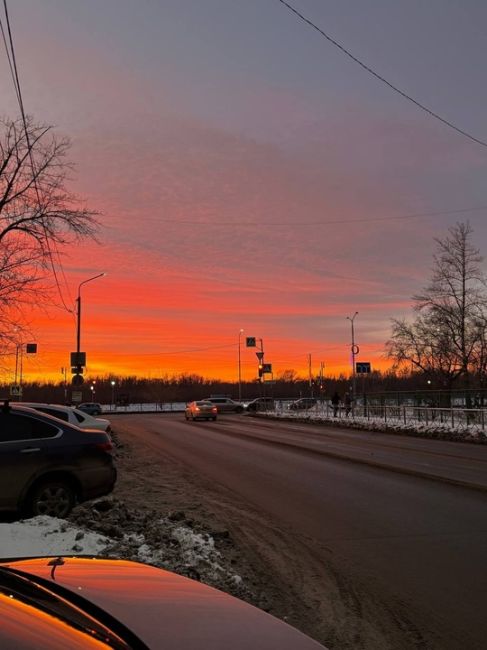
xmin=2 ymin=402 xmax=81 ymax=429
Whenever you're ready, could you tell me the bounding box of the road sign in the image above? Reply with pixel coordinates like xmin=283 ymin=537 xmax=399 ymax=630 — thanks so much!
xmin=262 ymin=363 xmax=272 ymax=373
xmin=246 ymin=337 xmax=256 ymax=347
xmin=70 ymin=351 xmax=86 ymax=366
xmin=356 ymin=361 xmax=371 ymax=374
xmin=72 ymin=374 xmax=84 ymax=386
xmin=10 ymin=385 xmax=22 ymax=397
xmin=26 ymin=343 xmax=37 ymax=354
xmin=71 ymin=391 xmax=83 ymax=403
xmin=255 ymin=351 xmax=264 ymax=361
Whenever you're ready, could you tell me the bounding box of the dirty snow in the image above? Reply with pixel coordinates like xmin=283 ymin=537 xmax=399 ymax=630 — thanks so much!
xmin=0 ymin=515 xmax=109 ymax=557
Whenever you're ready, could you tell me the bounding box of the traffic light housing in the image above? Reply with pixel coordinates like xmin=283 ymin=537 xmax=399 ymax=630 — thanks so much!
xmin=258 ymin=363 xmax=263 ymax=378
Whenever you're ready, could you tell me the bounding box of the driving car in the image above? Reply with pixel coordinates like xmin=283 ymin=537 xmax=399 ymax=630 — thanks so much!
xmin=77 ymin=401 xmax=103 ymax=416
xmin=288 ymin=398 xmax=318 ymax=411
xmin=245 ymin=397 xmax=275 ymax=412
xmin=0 ymin=556 xmax=327 ymax=649
xmin=19 ymin=402 xmax=112 ymax=434
xmin=0 ymin=401 xmax=116 ymax=518
xmin=203 ymin=396 xmax=244 ymax=413
xmin=185 ymin=400 xmax=218 ymax=421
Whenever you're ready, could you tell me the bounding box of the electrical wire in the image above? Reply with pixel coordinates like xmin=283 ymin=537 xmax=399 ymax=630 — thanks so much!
xmin=149 ymin=205 xmax=487 ymax=227
xmin=0 ymin=14 xmax=21 ymax=107
xmin=87 ymin=343 xmax=240 ymax=357
xmin=278 ymin=0 xmax=487 ymax=148
xmin=1 ymin=0 xmax=74 ymax=313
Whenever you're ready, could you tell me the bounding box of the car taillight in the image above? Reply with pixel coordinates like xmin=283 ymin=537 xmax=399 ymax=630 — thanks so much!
xmin=212 ymin=407 xmax=217 ymax=412
xmin=93 ymin=441 xmax=113 ymax=452
xmin=195 ymin=407 xmax=200 ymax=411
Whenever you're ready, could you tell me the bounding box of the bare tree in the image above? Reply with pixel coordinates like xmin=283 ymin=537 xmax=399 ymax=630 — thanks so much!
xmin=386 ymin=222 xmax=487 ymax=393
xmin=0 ymin=115 xmax=99 ymax=347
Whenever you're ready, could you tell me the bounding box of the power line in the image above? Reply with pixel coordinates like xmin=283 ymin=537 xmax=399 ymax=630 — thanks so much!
xmin=150 ymin=205 xmax=487 ymax=227
xmin=98 ymin=343 xmax=239 ymax=357
xmin=1 ymin=0 xmax=73 ymax=313
xmin=0 ymin=14 xmax=20 ymax=106
xmin=278 ymin=0 xmax=487 ymax=148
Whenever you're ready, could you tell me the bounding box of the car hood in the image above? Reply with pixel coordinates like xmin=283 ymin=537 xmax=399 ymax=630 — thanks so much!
xmin=1 ymin=557 xmax=326 ymax=649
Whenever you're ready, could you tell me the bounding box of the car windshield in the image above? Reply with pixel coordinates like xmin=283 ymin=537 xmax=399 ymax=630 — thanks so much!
xmin=0 ymin=566 xmax=131 ymax=649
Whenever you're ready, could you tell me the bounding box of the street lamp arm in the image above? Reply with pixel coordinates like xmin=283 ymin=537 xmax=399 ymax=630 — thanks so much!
xmin=76 ymin=272 xmax=106 ymax=356
xmin=77 ymin=272 xmax=106 ymax=297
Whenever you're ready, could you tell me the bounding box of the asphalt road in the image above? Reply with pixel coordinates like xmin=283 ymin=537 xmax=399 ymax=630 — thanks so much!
xmin=114 ymin=413 xmax=487 ymax=649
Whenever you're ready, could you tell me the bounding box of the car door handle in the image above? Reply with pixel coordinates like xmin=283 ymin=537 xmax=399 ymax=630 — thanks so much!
xmin=20 ymin=447 xmax=41 ymax=454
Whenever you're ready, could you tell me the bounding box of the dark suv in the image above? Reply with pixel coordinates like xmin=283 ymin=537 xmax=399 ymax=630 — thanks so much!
xmin=0 ymin=401 xmax=116 ymax=518
xmin=245 ymin=397 xmax=275 ymax=412
xmin=203 ymin=397 xmax=244 ymax=413
xmin=288 ymin=398 xmax=317 ymax=410
xmin=77 ymin=402 xmax=102 ymax=416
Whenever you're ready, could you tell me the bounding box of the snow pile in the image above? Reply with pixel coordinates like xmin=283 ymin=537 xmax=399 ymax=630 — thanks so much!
xmin=0 ymin=498 xmax=249 ymax=603
xmin=270 ymin=409 xmax=487 ymax=443
xmin=68 ymin=499 xmax=249 ymax=599
xmin=0 ymin=515 xmax=109 ymax=557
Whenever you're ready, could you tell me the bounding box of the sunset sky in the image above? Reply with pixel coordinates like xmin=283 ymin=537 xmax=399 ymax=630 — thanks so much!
xmin=2 ymin=0 xmax=487 ymax=385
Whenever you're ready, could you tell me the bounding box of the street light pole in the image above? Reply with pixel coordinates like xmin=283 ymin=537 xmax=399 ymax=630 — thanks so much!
xmin=238 ymin=329 xmax=244 ymax=401
xmin=76 ymin=273 xmax=105 ymax=358
xmin=347 ymin=311 xmax=359 ymax=399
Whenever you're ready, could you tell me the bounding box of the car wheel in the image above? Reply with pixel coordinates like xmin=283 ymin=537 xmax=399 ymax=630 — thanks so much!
xmin=29 ymin=479 xmax=75 ymax=518
xmin=235 ymin=406 xmax=244 ymax=413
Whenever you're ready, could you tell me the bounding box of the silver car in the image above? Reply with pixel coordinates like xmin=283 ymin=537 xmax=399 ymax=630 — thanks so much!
xmin=185 ymin=400 xmax=218 ymax=421
xmin=19 ymin=402 xmax=112 ymax=434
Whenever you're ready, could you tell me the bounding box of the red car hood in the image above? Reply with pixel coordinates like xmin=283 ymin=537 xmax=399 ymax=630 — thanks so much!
xmin=2 ymin=557 xmax=326 ymax=649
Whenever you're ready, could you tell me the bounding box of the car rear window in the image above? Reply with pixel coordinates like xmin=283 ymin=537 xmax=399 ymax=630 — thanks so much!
xmin=0 ymin=413 xmax=60 ymax=441
xmin=36 ymin=407 xmax=69 ymax=422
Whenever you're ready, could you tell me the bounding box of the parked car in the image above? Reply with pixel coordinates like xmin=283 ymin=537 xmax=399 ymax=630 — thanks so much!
xmin=185 ymin=400 xmax=218 ymax=421
xmin=19 ymin=402 xmax=112 ymax=434
xmin=0 ymin=401 xmax=116 ymax=517
xmin=0 ymin=556 xmax=326 ymax=649
xmin=77 ymin=401 xmax=102 ymax=416
xmin=203 ymin=396 xmax=244 ymax=413
xmin=245 ymin=397 xmax=275 ymax=412
xmin=288 ymin=398 xmax=317 ymax=411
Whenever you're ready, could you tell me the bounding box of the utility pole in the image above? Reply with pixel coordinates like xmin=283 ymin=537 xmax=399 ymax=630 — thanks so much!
xmin=319 ymin=361 xmax=325 ymax=401
xmin=347 ymin=312 xmax=359 ymax=400
xmin=238 ymin=329 xmax=244 ymax=401
xmin=308 ymin=353 xmax=313 ymax=397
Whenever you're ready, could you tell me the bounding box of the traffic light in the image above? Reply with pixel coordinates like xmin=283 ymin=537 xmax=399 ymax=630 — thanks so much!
xmin=258 ymin=363 xmax=263 ymax=378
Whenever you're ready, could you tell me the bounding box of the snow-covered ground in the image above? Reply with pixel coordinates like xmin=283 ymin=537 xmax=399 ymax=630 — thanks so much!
xmin=0 ymin=499 xmax=249 ymax=601
xmin=269 ymin=407 xmax=487 ymax=443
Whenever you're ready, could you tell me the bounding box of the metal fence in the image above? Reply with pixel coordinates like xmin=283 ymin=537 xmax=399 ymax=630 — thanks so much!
xmin=102 ymin=399 xmax=486 ymax=431
xmin=280 ymin=401 xmax=487 ymax=430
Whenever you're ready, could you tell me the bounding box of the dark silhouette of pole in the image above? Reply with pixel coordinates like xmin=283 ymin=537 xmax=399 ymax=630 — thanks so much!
xmin=347 ymin=311 xmax=359 ymax=399
xmin=76 ymin=272 xmax=105 ymax=360
xmin=238 ymin=328 xmax=244 ymax=401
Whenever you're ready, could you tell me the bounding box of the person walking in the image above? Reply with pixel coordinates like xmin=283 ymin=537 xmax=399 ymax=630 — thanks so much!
xmin=331 ymin=391 xmax=340 ymax=417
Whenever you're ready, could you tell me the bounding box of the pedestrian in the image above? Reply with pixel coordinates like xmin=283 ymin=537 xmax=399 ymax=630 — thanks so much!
xmin=344 ymin=392 xmax=352 ymax=417
xmin=331 ymin=391 xmax=340 ymax=417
